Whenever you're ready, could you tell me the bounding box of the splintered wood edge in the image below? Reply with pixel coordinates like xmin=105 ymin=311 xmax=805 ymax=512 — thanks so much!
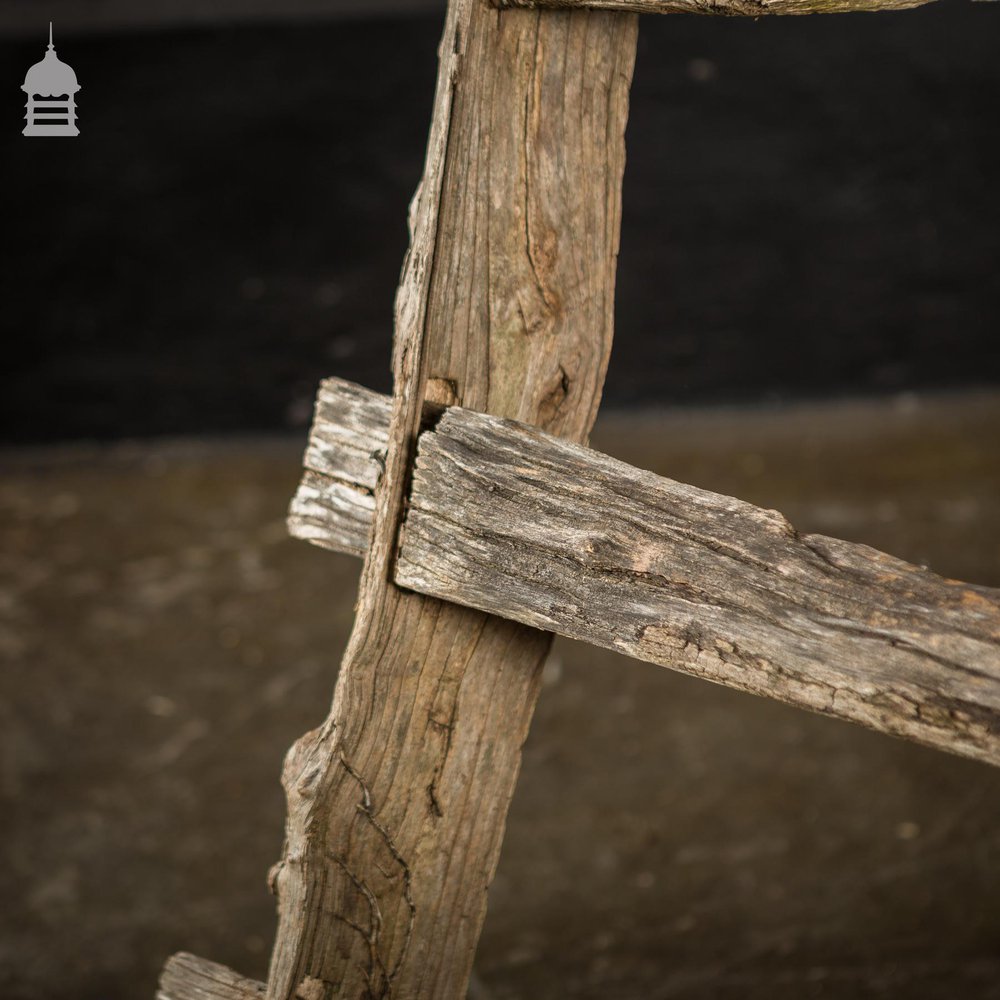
xmin=157 ymin=953 xmax=264 ymax=1000
xmin=286 ymin=377 xmax=392 ymax=557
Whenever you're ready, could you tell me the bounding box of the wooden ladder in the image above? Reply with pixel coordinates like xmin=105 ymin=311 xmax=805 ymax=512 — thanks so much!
xmin=158 ymin=0 xmax=997 ymax=997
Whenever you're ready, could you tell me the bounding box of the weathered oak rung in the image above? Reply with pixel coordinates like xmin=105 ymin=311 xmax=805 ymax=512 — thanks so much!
xmin=288 ymin=378 xmax=1000 ymax=766
xmin=157 ymin=953 xmax=263 ymax=1000
xmin=400 ymin=405 xmax=1000 ymax=766
xmin=493 ymin=0 xmax=938 ymax=15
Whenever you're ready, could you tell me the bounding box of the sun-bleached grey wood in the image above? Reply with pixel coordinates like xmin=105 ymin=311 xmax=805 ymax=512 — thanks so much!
xmin=493 ymin=0 xmax=938 ymax=15
xmin=157 ymin=953 xmax=263 ymax=1000
xmin=287 ymin=377 xmax=391 ymax=557
xmin=394 ymin=405 xmax=1000 ymax=766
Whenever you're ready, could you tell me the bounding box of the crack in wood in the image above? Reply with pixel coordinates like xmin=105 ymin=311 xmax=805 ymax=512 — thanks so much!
xmin=325 ymin=852 xmax=391 ymax=997
xmin=336 ymin=750 xmax=416 ymax=988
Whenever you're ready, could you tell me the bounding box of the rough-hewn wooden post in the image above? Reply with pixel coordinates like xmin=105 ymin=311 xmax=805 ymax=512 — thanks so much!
xmin=265 ymin=5 xmax=638 ymax=998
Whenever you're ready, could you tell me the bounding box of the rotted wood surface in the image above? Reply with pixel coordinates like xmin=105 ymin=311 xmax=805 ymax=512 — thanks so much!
xmin=258 ymin=6 xmax=639 ymax=1000
xmin=394 ymin=405 xmax=1000 ymax=765
xmin=493 ymin=0 xmax=937 ymax=16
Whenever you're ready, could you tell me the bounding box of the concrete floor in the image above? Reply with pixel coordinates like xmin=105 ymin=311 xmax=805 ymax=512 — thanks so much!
xmin=2 ymin=392 xmax=999 ymax=1000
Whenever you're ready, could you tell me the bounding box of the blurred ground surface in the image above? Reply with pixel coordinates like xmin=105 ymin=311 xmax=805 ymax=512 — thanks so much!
xmin=2 ymin=393 xmax=999 ymax=1000
xmin=3 ymin=3 xmax=1000 ymax=444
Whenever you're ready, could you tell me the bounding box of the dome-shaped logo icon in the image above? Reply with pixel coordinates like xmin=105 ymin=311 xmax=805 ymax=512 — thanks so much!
xmin=22 ymin=23 xmax=80 ymax=137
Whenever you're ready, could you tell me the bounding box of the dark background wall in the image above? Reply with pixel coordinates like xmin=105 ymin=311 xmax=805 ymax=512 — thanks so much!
xmin=3 ymin=1 xmax=999 ymax=445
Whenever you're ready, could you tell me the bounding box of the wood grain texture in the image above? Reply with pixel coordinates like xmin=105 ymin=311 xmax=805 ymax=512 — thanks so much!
xmin=287 ymin=378 xmax=391 ymax=557
xmin=396 ymin=406 xmax=1000 ymax=766
xmin=284 ymin=378 xmax=1000 ymax=765
xmin=284 ymin=376 xmax=1000 ymax=765
xmin=494 ymin=0 xmax=937 ymax=16
xmin=158 ymin=954 xmax=264 ymax=1000
xmin=263 ymin=6 xmax=638 ymax=1000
